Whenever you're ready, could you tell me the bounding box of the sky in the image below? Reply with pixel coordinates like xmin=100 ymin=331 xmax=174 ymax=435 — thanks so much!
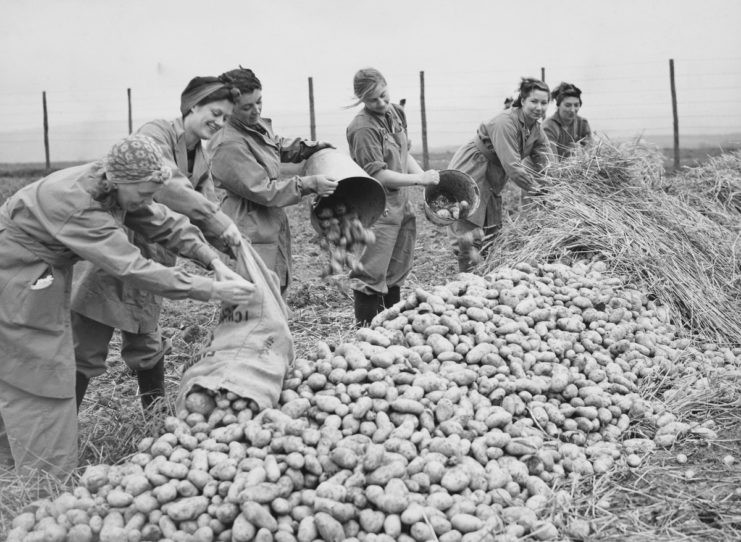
xmin=1 ymin=0 xmax=740 ymax=162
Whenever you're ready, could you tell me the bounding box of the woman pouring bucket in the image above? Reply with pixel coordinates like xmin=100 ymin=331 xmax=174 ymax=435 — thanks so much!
xmin=345 ymin=68 xmax=440 ymax=327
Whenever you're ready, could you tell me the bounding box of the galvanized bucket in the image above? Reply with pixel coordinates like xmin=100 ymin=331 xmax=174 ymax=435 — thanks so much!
xmin=424 ymin=169 xmax=481 ymax=226
xmin=303 ymin=149 xmax=387 ymax=233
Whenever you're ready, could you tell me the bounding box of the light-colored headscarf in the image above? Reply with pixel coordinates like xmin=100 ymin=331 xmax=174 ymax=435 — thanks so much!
xmin=104 ymin=134 xmax=172 ymax=184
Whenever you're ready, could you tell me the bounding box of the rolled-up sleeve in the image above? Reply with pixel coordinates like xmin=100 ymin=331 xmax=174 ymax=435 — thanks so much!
xmin=212 ymin=140 xmax=302 ymax=207
xmin=347 ymin=125 xmax=387 ymax=177
xmin=57 ymin=207 xmax=214 ymax=301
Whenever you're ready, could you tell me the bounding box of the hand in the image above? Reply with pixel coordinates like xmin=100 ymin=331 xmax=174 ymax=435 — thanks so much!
xmin=314 ymin=141 xmax=335 ymax=152
xmin=220 ymin=222 xmax=243 ymax=246
xmin=210 ymin=258 xmax=244 ymax=282
xmin=211 ymin=278 xmax=256 ymax=305
xmin=419 ymin=170 xmax=439 ymax=186
xmin=305 ymin=175 xmax=338 ymax=197
xmin=306 ymin=141 xmax=335 ymax=158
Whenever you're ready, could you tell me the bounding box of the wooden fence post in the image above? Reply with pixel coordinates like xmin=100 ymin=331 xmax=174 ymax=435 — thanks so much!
xmin=541 ymin=67 xmax=546 ymax=82
xmin=42 ymin=91 xmax=50 ymax=172
xmin=127 ymin=88 xmax=133 ymax=135
xmin=308 ymin=77 xmax=316 ymax=140
xmin=669 ymin=59 xmax=680 ymax=170
xmin=419 ymin=71 xmax=429 ymax=170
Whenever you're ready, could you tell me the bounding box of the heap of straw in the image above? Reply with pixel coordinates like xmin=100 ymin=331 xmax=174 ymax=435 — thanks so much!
xmin=664 ymin=150 xmax=741 ymax=232
xmin=482 ymin=138 xmax=741 ymax=345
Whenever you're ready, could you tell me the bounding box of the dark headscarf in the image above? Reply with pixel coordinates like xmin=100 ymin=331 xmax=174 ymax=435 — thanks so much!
xmin=180 ymin=76 xmax=239 ymax=116
xmin=552 ymin=82 xmax=583 ymax=106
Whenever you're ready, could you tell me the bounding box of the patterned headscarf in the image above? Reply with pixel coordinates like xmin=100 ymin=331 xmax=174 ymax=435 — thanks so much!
xmin=104 ymin=134 xmax=172 ymax=184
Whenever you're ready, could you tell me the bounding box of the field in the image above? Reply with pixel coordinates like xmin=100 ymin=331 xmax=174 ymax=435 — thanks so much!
xmin=1 ymin=146 xmax=741 ymax=541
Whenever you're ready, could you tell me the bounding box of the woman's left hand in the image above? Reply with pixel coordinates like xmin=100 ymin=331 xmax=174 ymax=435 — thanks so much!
xmin=220 ymin=222 xmax=243 ymax=246
xmin=211 ymin=258 xmax=245 ymax=282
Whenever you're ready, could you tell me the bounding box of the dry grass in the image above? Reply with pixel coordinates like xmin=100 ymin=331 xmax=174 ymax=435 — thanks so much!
xmin=481 ymin=138 xmax=741 ymax=346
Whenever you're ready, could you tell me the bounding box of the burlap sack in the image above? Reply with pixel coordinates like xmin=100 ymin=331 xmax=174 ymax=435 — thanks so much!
xmin=176 ymin=240 xmax=294 ymax=411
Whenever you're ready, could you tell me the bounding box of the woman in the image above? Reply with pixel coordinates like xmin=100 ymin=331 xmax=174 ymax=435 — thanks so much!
xmin=448 ymin=77 xmax=551 ymax=272
xmin=0 ymin=134 xmax=255 ymax=478
xmin=346 ymin=68 xmax=439 ymax=326
xmin=209 ymin=67 xmax=338 ymax=294
xmin=71 ymin=75 xmax=243 ymax=411
xmin=542 ymin=82 xmax=592 ymax=161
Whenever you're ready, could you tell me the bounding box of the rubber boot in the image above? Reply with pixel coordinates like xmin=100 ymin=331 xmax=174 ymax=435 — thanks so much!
xmin=75 ymin=372 xmax=89 ymax=412
xmin=137 ymin=358 xmax=165 ymax=410
xmin=353 ymin=290 xmax=382 ymax=328
xmin=383 ymin=286 xmax=401 ymax=309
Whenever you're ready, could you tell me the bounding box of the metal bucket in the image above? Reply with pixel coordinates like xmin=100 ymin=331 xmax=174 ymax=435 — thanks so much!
xmin=303 ymin=149 xmax=387 ymax=233
xmin=424 ymin=169 xmax=481 ymax=226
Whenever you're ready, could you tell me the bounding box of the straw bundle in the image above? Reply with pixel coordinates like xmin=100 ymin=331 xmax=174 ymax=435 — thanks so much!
xmin=482 ymin=139 xmax=741 ymax=345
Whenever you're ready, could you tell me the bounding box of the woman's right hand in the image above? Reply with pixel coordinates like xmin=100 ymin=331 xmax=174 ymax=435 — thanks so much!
xmin=305 ymin=175 xmax=339 ymax=197
xmin=419 ymin=170 xmax=440 ymax=186
xmin=211 ymin=278 xmax=256 ymax=304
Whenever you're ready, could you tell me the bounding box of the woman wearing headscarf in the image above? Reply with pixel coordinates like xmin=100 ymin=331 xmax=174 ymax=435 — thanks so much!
xmin=71 ymin=76 xmax=243 ymax=411
xmin=209 ymin=67 xmax=338 ymax=294
xmin=346 ymin=68 xmax=440 ymax=327
xmin=542 ymin=82 xmax=592 ymax=161
xmin=0 ymin=134 xmax=255 ymax=477
xmin=448 ymin=77 xmax=551 ymax=272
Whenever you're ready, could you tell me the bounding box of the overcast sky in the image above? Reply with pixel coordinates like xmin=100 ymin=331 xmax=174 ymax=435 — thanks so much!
xmin=1 ymin=0 xmax=740 ymax=162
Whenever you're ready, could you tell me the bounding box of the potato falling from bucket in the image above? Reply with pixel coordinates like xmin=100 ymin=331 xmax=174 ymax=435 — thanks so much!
xmin=303 ymin=149 xmax=386 ymax=277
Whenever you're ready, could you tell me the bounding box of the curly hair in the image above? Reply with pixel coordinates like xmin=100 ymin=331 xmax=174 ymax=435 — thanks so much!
xmin=551 ymin=82 xmax=583 ymax=106
xmin=512 ymin=77 xmax=550 ymax=108
xmin=220 ymin=67 xmax=262 ymax=95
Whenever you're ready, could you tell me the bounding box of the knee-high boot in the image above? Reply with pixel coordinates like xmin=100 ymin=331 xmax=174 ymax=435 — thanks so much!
xmin=353 ymin=290 xmax=382 ymax=328
xmin=383 ymin=286 xmax=401 ymax=308
xmin=137 ymin=358 xmax=165 ymax=410
xmin=76 ymin=372 xmax=90 ymax=412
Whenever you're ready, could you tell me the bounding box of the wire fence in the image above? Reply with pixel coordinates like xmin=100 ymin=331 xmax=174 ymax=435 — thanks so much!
xmin=0 ymin=57 xmax=739 ymax=168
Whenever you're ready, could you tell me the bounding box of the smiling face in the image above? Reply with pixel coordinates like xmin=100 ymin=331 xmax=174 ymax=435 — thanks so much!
xmin=557 ymin=96 xmax=582 ymax=122
xmin=186 ymin=99 xmax=234 ymax=141
xmin=114 ymin=180 xmax=164 ymax=212
xmin=521 ymin=90 xmax=550 ymax=123
xmin=232 ymin=89 xmax=263 ymax=127
xmin=362 ymin=84 xmax=391 ymax=115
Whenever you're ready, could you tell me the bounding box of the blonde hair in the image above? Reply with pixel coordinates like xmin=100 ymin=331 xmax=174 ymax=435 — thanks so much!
xmin=349 ymin=68 xmax=387 ymax=107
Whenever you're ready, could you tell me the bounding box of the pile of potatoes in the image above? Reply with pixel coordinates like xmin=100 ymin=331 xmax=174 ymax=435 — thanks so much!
xmin=9 ymin=260 xmax=740 ymax=542
xmin=315 ymin=203 xmax=376 ymax=277
xmin=428 ymin=194 xmax=470 ymax=222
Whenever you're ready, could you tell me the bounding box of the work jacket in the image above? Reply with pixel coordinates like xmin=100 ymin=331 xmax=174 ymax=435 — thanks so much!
xmin=71 ymin=118 xmax=231 ymax=333
xmin=542 ymin=110 xmax=592 ymax=161
xmin=0 ymin=163 xmax=217 ymax=398
xmin=210 ymin=116 xmax=321 ymax=288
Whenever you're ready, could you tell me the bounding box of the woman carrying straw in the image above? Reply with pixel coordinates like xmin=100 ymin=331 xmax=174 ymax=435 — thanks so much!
xmin=210 ymin=67 xmax=338 ymax=295
xmin=542 ymin=82 xmax=592 ymax=161
xmin=71 ymin=75 xmax=244 ymax=411
xmin=448 ymin=77 xmax=550 ymax=272
xmin=0 ymin=134 xmax=255 ymax=478
xmin=346 ymin=68 xmax=440 ymax=327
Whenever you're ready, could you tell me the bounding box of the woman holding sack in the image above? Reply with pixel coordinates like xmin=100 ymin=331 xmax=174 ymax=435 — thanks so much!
xmin=448 ymin=77 xmax=551 ymax=272
xmin=71 ymin=75 xmax=244 ymax=411
xmin=346 ymin=68 xmax=440 ymax=327
xmin=542 ymin=82 xmax=592 ymax=161
xmin=0 ymin=134 xmax=255 ymax=478
xmin=209 ymin=67 xmax=338 ymax=294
